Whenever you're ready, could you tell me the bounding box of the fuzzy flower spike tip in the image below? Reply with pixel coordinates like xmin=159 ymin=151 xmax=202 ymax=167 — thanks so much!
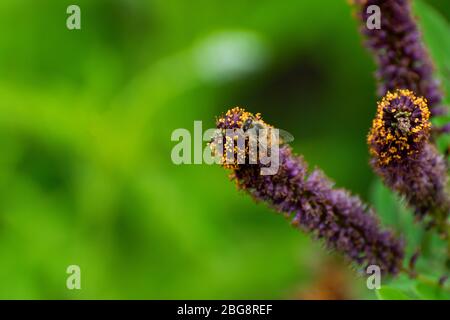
xmin=368 ymin=89 xmax=450 ymax=232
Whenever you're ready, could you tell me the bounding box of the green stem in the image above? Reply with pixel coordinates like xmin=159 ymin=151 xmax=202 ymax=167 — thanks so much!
xmin=447 ymin=222 xmax=450 ymax=270
xmin=401 ymin=268 xmax=450 ymax=293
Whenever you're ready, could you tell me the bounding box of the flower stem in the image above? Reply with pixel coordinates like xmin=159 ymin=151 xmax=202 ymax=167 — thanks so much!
xmin=401 ymin=267 xmax=450 ymax=293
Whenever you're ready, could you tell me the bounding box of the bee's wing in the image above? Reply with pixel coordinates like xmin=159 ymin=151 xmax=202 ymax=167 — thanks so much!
xmin=208 ymin=129 xmax=223 ymax=143
xmin=254 ymin=127 xmax=294 ymax=149
xmin=278 ymin=129 xmax=294 ymax=144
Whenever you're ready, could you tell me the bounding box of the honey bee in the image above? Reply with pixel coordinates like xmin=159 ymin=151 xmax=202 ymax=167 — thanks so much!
xmin=241 ymin=115 xmax=294 ymax=146
xmin=209 ymin=108 xmax=294 ymax=168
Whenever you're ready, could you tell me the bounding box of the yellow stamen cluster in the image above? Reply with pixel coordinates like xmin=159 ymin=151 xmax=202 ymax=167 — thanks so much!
xmin=367 ymin=89 xmax=430 ymax=166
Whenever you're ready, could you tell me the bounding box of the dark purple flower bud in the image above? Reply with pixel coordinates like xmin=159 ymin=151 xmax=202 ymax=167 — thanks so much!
xmin=211 ymin=107 xmax=405 ymax=275
xmin=353 ymin=0 xmax=445 ymax=116
xmin=439 ymin=275 xmax=448 ymax=287
xmin=368 ymin=90 xmax=450 ymax=229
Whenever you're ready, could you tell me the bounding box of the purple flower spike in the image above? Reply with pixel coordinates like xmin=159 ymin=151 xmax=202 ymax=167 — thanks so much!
xmin=368 ymin=90 xmax=450 ymax=230
xmin=353 ymin=0 xmax=445 ymax=116
xmin=211 ymin=107 xmax=405 ymax=275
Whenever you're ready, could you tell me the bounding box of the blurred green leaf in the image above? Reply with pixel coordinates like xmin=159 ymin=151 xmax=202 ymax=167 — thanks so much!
xmin=414 ymin=0 xmax=450 ymax=105
xmin=376 ymin=286 xmax=414 ymax=300
xmin=414 ymin=282 xmax=450 ymax=300
xmin=370 ymin=178 xmax=399 ymax=227
xmin=415 ymin=1 xmax=450 ymax=156
xmin=370 ymin=179 xmax=423 ymax=255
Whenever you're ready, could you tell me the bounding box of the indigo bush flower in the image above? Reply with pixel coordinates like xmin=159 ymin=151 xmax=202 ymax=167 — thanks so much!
xmin=211 ymin=107 xmax=405 ymax=275
xmin=368 ymin=89 xmax=450 ymax=229
xmin=353 ymin=0 xmax=445 ymax=116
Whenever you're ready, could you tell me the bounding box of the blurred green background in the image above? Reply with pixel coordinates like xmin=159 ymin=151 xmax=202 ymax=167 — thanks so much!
xmin=0 ymin=0 xmax=448 ymax=299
